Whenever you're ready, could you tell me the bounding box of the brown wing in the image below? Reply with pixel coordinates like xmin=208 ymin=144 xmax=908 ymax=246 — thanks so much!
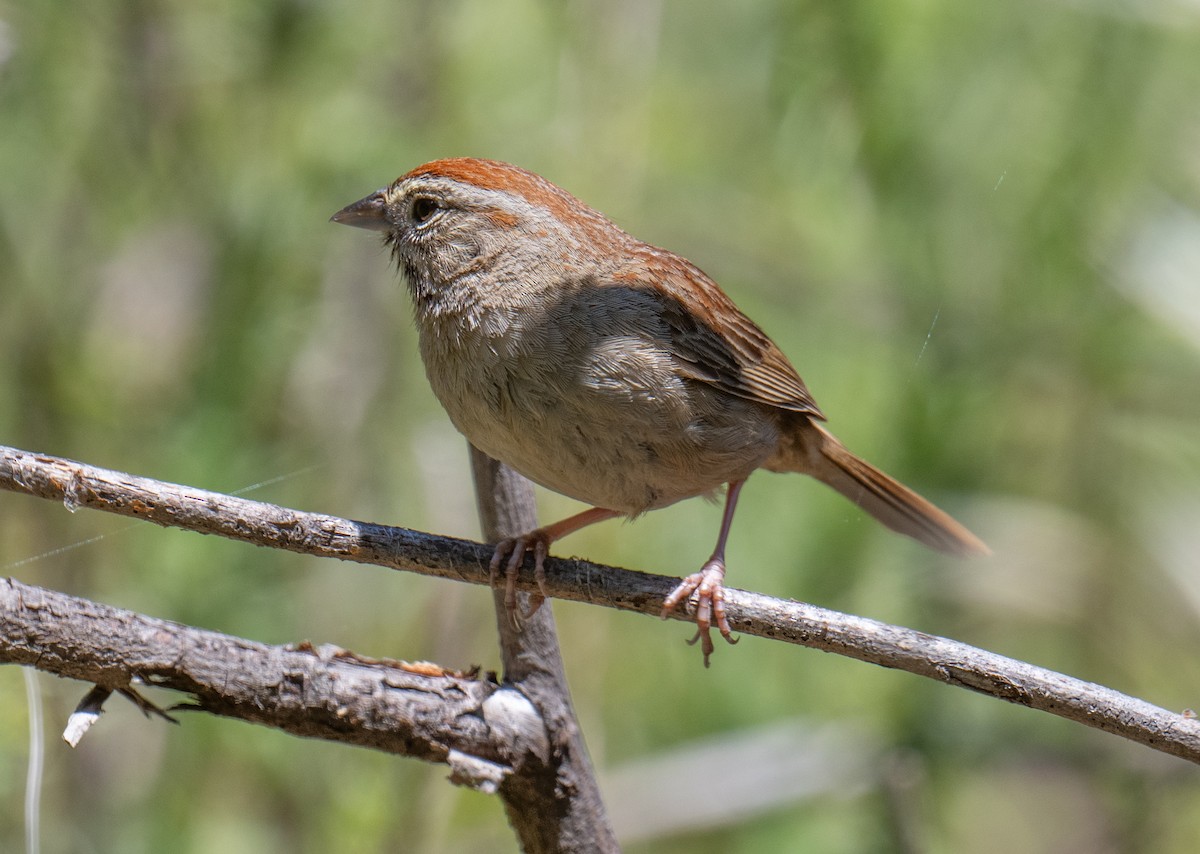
xmin=644 ymin=255 xmax=826 ymax=420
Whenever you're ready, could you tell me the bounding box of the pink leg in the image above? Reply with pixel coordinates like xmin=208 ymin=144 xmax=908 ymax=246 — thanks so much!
xmin=661 ymin=479 xmax=746 ymax=667
xmin=490 ymin=506 xmax=621 ymax=626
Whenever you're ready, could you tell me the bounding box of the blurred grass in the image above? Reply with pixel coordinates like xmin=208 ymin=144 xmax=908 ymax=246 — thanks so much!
xmin=2 ymin=1 xmax=1200 ymax=851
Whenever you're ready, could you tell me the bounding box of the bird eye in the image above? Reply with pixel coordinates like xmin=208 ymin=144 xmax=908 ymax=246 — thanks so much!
xmin=411 ymin=197 xmax=439 ymax=224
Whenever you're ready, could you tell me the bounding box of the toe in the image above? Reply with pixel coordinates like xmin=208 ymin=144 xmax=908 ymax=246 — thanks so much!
xmin=488 ymin=539 xmax=513 ymax=585
xmin=661 ymin=573 xmax=702 ymax=619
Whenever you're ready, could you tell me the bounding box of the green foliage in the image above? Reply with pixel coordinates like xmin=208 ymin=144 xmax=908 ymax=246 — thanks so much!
xmin=2 ymin=1 xmax=1200 ymax=850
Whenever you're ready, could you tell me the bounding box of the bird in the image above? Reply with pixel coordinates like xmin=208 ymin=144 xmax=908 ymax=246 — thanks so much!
xmin=332 ymin=158 xmax=988 ymax=664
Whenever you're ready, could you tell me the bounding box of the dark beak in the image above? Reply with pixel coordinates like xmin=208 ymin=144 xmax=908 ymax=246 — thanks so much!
xmin=331 ymin=191 xmax=390 ymax=232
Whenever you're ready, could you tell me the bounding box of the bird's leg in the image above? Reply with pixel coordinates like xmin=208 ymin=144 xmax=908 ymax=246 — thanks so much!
xmin=661 ymin=479 xmax=746 ymax=666
xmin=489 ymin=506 xmax=621 ymax=626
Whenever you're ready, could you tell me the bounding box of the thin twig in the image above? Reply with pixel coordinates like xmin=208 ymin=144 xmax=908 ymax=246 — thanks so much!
xmin=2 ymin=444 xmax=1200 ymax=764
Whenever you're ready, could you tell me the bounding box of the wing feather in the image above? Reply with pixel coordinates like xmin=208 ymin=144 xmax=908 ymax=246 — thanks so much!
xmin=627 ymin=255 xmax=825 ymax=419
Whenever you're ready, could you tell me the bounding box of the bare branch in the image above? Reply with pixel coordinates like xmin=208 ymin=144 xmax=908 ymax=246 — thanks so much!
xmin=470 ymin=447 xmax=619 ymax=852
xmin=3 ymin=444 xmax=1200 ymax=764
xmin=0 ymin=575 xmax=550 ymax=782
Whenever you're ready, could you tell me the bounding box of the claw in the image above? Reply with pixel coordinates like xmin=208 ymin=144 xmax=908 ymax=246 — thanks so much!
xmin=528 ymin=538 xmax=548 ymax=618
xmin=484 ymin=507 xmax=621 ymax=632
xmin=489 ymin=531 xmax=552 ymax=629
xmin=661 ymin=558 xmax=738 ymax=667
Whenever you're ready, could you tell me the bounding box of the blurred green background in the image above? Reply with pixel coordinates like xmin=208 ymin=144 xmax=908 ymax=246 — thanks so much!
xmin=2 ymin=1 xmax=1200 ymax=851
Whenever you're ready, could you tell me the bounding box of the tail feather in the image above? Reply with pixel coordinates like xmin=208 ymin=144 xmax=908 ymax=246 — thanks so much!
xmin=770 ymin=420 xmax=990 ymax=557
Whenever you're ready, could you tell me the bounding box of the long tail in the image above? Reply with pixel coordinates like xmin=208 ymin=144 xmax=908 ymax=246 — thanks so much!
xmin=767 ymin=419 xmax=990 ymax=557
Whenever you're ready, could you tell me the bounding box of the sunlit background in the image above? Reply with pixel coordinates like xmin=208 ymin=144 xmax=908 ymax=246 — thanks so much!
xmin=2 ymin=2 xmax=1200 ymax=851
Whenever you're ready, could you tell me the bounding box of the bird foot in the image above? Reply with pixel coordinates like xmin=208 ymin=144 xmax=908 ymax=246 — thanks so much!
xmin=489 ymin=531 xmax=551 ymax=628
xmin=661 ymin=557 xmax=738 ymax=667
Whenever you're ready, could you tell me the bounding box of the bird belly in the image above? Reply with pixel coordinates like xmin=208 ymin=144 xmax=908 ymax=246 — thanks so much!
xmin=421 ymin=329 xmax=778 ymax=514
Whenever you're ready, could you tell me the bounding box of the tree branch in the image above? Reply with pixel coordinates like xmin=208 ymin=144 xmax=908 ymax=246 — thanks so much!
xmin=0 ymin=575 xmax=545 ymax=790
xmin=470 ymin=447 xmax=619 ymax=852
xmin=3 ymin=444 xmax=1200 ymax=765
